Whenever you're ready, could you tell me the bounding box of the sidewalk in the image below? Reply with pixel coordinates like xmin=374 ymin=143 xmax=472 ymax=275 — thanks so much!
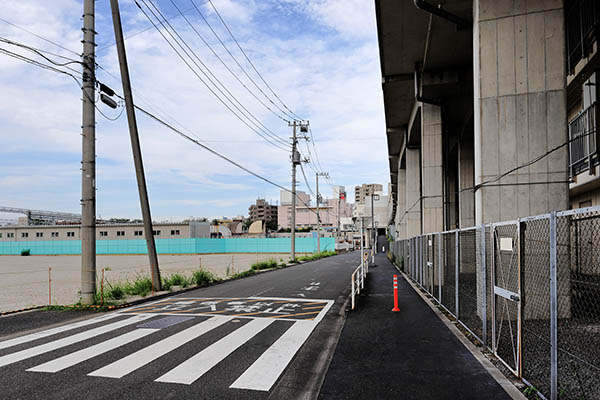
xmin=319 ymin=253 xmax=515 ymax=400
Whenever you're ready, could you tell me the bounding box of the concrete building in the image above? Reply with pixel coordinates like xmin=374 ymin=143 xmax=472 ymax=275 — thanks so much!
xmin=248 ymin=199 xmax=278 ymax=225
xmin=0 ymin=221 xmax=211 ymax=242
xmin=375 ymin=0 xmax=599 ymax=238
xmin=277 ymin=190 xmax=353 ymax=230
xmin=353 ymin=189 xmax=389 ymax=245
xmin=354 ymin=183 xmax=383 ymax=203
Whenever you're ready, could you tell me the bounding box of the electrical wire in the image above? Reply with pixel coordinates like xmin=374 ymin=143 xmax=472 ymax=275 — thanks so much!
xmin=136 ymin=0 xmax=290 ymax=152
xmin=207 ymin=0 xmax=303 ymax=121
xmin=96 ymin=1 xmax=209 ymax=51
xmin=0 ymin=16 xmax=80 ymax=57
xmin=169 ymin=0 xmax=291 ymax=124
xmin=189 ymin=0 xmax=298 ymax=122
xmin=394 ymin=129 xmax=597 ymax=225
xmin=144 ymin=0 xmax=289 ymax=148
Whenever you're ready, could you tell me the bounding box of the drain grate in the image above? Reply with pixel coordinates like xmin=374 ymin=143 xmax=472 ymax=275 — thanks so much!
xmin=137 ymin=316 xmax=195 ymax=329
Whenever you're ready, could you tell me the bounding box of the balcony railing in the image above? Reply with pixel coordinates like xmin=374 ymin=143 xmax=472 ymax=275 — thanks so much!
xmin=566 ymin=0 xmax=600 ymax=74
xmin=569 ymin=102 xmax=599 ymax=177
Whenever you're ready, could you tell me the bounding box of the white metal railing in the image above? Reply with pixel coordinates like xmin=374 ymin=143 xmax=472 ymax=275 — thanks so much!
xmin=351 ymin=251 xmax=372 ymax=310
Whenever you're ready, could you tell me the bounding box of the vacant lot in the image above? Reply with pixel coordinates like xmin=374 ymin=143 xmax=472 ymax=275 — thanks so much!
xmin=0 ymin=253 xmax=298 ymax=312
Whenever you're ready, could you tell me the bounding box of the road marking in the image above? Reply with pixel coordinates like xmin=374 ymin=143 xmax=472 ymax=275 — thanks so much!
xmin=267 ymin=311 xmax=320 ymax=319
xmin=88 ymin=316 xmax=231 ymax=379
xmin=0 ymin=314 xmax=119 ymax=351
xmin=0 ymin=315 xmax=153 ymax=368
xmin=229 ymin=320 xmax=316 ymax=391
xmin=156 ymin=318 xmax=273 ymax=385
xmin=27 ymin=328 xmax=159 ymax=373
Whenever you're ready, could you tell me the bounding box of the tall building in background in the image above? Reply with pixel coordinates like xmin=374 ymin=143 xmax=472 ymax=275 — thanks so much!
xmin=355 ymin=183 xmax=383 ymax=204
xmin=248 ymin=199 xmax=278 ymax=225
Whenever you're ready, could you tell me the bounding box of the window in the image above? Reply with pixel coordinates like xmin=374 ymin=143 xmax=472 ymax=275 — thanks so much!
xmin=36 ymin=232 xmax=43 ymax=238
xmin=116 ymin=231 xmax=125 ymax=237
xmin=580 ymin=200 xmax=592 ymax=208
xmin=67 ymin=232 xmax=75 ymax=237
xmin=153 ymin=230 xmax=161 ymax=236
xmin=7 ymin=233 xmax=14 ymax=238
xmin=100 ymin=231 xmax=108 ymax=237
xmin=0 ymin=233 xmax=2 ymax=238
xmin=134 ymin=230 xmax=143 ymax=236
xmin=171 ymin=229 xmax=180 ymax=236
xmin=51 ymin=232 xmax=59 ymax=238
xmin=21 ymin=232 xmax=28 ymax=238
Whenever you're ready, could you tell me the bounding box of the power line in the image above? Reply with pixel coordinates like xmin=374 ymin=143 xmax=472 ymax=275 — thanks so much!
xmin=0 ymin=16 xmax=80 ymax=57
xmin=395 ymin=130 xmax=593 ymax=225
xmin=136 ymin=0 xmax=290 ymax=151
xmin=169 ymin=0 xmax=291 ymax=124
xmin=189 ymin=0 xmax=297 ymax=122
xmin=207 ymin=0 xmax=303 ymax=121
xmin=140 ymin=0 xmax=289 ymax=149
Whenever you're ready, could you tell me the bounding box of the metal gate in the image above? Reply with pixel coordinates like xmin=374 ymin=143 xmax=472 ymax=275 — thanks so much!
xmin=492 ymin=221 xmax=522 ymax=376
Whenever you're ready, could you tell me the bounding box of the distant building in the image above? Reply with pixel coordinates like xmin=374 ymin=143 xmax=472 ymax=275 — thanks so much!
xmin=248 ymin=199 xmax=278 ymax=225
xmin=0 ymin=221 xmax=211 ymax=242
xmin=278 ymin=189 xmax=353 ymax=230
xmin=354 ymin=183 xmax=383 ymax=204
xmin=279 ymin=190 xmax=310 ymax=206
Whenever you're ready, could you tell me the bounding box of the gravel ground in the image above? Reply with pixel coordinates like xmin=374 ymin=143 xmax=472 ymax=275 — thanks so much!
xmin=0 ymin=253 xmax=300 ymax=312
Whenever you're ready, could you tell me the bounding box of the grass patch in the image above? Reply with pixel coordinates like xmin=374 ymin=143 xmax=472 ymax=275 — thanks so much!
xmin=192 ymin=269 xmax=219 ymax=286
xmin=250 ymin=259 xmax=278 ymax=271
xmin=231 ymin=269 xmax=256 ymax=279
xmin=296 ymin=250 xmax=337 ymax=262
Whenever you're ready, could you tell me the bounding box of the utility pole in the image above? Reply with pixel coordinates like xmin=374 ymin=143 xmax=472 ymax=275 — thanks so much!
xmin=81 ymin=0 xmax=96 ymax=304
xmin=288 ymin=120 xmax=309 ymax=261
xmin=315 ymin=171 xmax=329 ymax=253
xmin=110 ymin=0 xmax=162 ymax=291
xmin=371 ymin=193 xmax=377 ymax=264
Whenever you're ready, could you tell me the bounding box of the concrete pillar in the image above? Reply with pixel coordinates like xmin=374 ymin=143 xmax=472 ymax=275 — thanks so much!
xmin=459 ymin=140 xmax=475 ymax=228
xmin=406 ymin=147 xmax=421 ymax=237
xmin=421 ymin=103 xmax=444 ymax=233
xmin=473 ymin=0 xmax=568 ymax=225
xmin=396 ymin=168 xmax=407 ymax=239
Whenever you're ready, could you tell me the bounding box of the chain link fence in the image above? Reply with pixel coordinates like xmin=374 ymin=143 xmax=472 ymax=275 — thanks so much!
xmin=389 ymin=206 xmax=600 ymax=400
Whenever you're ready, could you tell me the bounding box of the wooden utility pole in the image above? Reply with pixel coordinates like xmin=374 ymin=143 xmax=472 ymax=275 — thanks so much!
xmin=110 ymin=0 xmax=161 ymax=291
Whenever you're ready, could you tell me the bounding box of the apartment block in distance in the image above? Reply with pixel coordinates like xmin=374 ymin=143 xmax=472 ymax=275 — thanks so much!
xmin=248 ymin=199 xmax=278 ymax=224
xmin=355 ymin=183 xmax=383 ymax=204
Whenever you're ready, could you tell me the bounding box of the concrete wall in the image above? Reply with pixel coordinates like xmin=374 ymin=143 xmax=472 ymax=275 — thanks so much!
xmin=396 ymin=168 xmax=407 ymax=239
xmin=474 ymin=0 xmax=568 ymax=224
xmin=459 ymin=140 xmax=476 ymax=228
xmin=421 ymin=103 xmax=445 ymax=233
xmin=406 ymin=147 xmax=422 ymax=236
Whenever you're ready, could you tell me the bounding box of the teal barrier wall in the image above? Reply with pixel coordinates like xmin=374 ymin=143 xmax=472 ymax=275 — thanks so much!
xmin=0 ymin=237 xmax=335 ymax=255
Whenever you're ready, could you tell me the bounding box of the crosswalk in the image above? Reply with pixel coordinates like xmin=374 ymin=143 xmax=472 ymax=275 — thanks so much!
xmin=0 ymin=297 xmax=333 ymax=393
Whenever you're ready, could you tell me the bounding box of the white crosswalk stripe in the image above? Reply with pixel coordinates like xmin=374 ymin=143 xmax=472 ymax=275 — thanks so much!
xmin=27 ymin=328 xmax=159 ymax=373
xmin=230 ymin=320 xmax=316 ymax=391
xmin=156 ymin=318 xmax=274 ymax=385
xmin=0 ymin=315 xmax=152 ymax=368
xmin=0 ymin=314 xmax=119 ymax=351
xmin=88 ymin=316 xmax=231 ymax=379
xmin=1 ymin=298 xmax=334 ymax=393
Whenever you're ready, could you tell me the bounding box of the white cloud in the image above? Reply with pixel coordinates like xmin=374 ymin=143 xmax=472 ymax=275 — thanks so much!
xmin=0 ymin=0 xmax=388 ymax=219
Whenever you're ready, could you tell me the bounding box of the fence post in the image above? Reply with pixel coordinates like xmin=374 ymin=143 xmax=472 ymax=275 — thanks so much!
xmin=549 ymin=211 xmax=558 ymax=400
xmin=438 ymin=233 xmax=442 ymax=301
xmin=481 ymin=224 xmax=487 ymax=349
xmin=455 ymin=230 xmax=459 ymax=317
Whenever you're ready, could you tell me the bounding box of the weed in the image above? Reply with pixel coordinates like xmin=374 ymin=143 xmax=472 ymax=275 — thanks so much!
xmin=250 ymin=259 xmax=278 ymax=271
xmin=192 ymin=269 xmax=218 ymax=286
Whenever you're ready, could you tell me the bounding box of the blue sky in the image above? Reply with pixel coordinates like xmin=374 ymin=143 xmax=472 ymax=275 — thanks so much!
xmin=0 ymin=0 xmax=387 ymax=221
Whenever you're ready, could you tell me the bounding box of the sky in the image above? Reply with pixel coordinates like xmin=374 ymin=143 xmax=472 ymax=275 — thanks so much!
xmin=0 ymin=0 xmax=388 ymax=222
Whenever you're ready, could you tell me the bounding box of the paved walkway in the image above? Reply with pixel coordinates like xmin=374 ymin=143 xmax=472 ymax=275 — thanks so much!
xmin=319 ymin=252 xmax=513 ymax=400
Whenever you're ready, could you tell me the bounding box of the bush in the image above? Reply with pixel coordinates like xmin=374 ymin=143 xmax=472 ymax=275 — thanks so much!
xmin=126 ymin=277 xmax=154 ymax=297
xmin=106 ymin=284 xmax=125 ymax=300
xmin=20 ymin=249 xmax=30 ymax=256
xmin=192 ymin=270 xmax=218 ymax=286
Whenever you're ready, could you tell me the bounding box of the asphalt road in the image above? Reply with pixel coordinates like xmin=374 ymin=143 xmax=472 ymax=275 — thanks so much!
xmin=0 ymin=251 xmax=360 ymax=400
